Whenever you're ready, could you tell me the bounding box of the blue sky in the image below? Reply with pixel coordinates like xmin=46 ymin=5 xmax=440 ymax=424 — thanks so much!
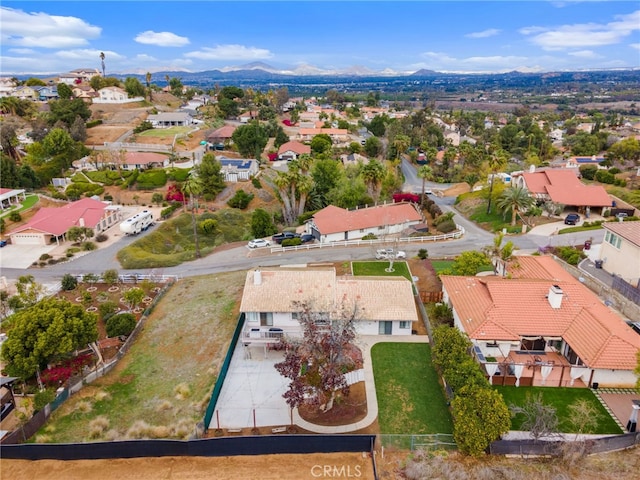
xmin=1 ymin=1 xmax=639 ymax=75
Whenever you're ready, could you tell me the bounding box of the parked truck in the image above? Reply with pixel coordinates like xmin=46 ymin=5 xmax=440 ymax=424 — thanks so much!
xmin=119 ymin=210 xmax=154 ymax=235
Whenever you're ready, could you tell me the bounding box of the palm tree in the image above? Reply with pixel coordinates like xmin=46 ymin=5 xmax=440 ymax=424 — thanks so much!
xmin=497 ymin=186 xmax=534 ymax=226
xmin=182 ymin=172 xmax=204 ymax=258
xmin=145 ymin=72 xmax=152 ymax=101
xmin=99 ymin=52 xmax=106 ymax=77
xmin=485 ymin=146 xmax=508 ymax=214
xmin=392 ymin=134 xmax=410 ymax=161
xmin=484 ymin=232 xmax=515 ymax=276
xmin=417 ymin=165 xmax=434 ymax=203
xmin=361 ymin=160 xmax=385 ymax=200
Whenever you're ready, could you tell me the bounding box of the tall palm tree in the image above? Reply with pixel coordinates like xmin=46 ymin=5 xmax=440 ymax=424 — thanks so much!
xmin=145 ymin=72 xmax=152 ymax=101
xmin=417 ymin=165 xmax=434 ymax=203
xmin=361 ymin=160 xmax=385 ymax=200
xmin=99 ymin=52 xmax=106 ymax=77
xmin=496 ymin=186 xmax=534 ymax=226
xmin=485 ymin=146 xmax=508 ymax=214
xmin=182 ymin=172 xmax=204 ymax=258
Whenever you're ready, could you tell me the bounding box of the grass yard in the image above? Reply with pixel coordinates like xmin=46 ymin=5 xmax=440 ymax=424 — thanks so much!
xmin=495 ymin=386 xmax=623 ymax=435
xmin=372 ymin=343 xmax=453 ymax=435
xmin=429 ymin=260 xmax=454 ymax=273
xmin=352 ymin=261 xmax=412 ymax=280
xmin=35 ymin=271 xmax=246 ymax=443
xmin=0 ymin=194 xmax=39 ymax=218
xmin=137 ymin=126 xmax=193 ymax=138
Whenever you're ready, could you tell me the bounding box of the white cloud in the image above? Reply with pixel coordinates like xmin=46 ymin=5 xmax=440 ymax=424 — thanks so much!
xmin=630 ymin=43 xmax=640 ymax=50
xmin=185 ymin=44 xmax=273 ymax=60
xmin=8 ymin=48 xmax=36 ymax=55
xmin=0 ymin=7 xmax=101 ymax=48
xmin=417 ymin=51 xmax=528 ymax=72
xmin=55 ymin=49 xmax=123 ymax=62
xmin=465 ymin=29 xmax=501 ymax=39
xmin=134 ymin=31 xmax=189 ymax=47
xmin=521 ymin=9 xmax=640 ymax=51
xmin=568 ymin=50 xmax=601 ymax=58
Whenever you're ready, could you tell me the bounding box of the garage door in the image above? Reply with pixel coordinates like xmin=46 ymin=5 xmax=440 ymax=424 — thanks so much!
xmin=11 ymin=234 xmax=45 ymax=245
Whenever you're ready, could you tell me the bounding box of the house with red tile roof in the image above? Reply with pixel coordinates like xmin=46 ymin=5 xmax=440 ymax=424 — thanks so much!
xmin=308 ymin=202 xmax=423 ymax=243
xmin=206 ymin=124 xmax=237 ymax=145
xmin=277 ymin=141 xmax=310 ymax=161
xmin=8 ymin=198 xmax=121 ymax=246
xmin=441 ymin=255 xmax=640 ymax=388
xmin=599 ymin=221 xmax=640 ymax=287
xmin=239 ymin=267 xmax=418 ymax=344
xmin=297 ymin=128 xmax=349 ymax=142
xmin=513 ymin=168 xmax=611 ymax=211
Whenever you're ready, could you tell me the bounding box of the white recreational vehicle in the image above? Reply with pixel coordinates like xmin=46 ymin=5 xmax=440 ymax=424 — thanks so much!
xmin=119 ymin=210 xmax=154 ymax=235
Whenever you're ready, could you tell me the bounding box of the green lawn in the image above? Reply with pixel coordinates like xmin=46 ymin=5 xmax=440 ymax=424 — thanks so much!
xmin=352 ymin=261 xmax=412 ymax=280
xmin=372 ymin=343 xmax=453 ymax=435
xmin=0 ymin=194 xmax=39 ymax=218
xmin=137 ymin=126 xmax=192 ymax=138
xmin=429 ymin=260 xmax=454 ymax=273
xmin=495 ymin=386 xmax=623 ymax=434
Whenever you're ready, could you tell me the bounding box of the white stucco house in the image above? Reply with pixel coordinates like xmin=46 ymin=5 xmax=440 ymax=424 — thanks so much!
xmin=93 ymin=86 xmax=144 ymax=104
xmin=599 ymin=221 xmax=640 ymax=287
xmin=239 ymin=267 xmax=419 ymax=344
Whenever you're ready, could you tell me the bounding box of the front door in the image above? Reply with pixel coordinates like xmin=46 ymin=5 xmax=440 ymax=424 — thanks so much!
xmin=379 ymin=321 xmax=392 ymax=335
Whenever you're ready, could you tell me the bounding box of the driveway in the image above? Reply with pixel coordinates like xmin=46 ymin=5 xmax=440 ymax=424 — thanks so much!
xmin=0 ymin=244 xmax=57 ymax=269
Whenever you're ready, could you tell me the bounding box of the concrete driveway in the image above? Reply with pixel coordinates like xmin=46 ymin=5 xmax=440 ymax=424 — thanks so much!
xmin=0 ymin=244 xmax=58 ymax=269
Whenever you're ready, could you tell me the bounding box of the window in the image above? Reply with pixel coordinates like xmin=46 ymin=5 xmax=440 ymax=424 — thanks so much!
xmin=605 ymin=231 xmax=622 ymax=249
xmin=399 ymin=321 xmax=411 ymax=329
xmin=379 ymin=321 xmax=392 ymax=335
xmin=487 ymin=341 xmax=499 ymax=348
xmin=259 ymin=312 xmax=273 ymax=327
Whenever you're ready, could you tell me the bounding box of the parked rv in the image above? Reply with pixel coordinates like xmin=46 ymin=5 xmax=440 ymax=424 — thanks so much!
xmin=119 ymin=210 xmax=154 ymax=235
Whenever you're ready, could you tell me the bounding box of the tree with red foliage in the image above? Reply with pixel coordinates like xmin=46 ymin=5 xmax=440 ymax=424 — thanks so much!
xmin=392 ymin=192 xmax=420 ymax=204
xmin=274 ymin=299 xmax=360 ymax=413
xmin=165 ymin=183 xmax=185 ymax=203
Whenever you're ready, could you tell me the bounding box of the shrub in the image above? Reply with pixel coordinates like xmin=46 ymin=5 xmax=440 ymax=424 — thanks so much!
xmin=417 ymin=248 xmax=428 ymax=260
xmin=99 ymin=301 xmax=119 ymax=321
xmin=33 ymin=389 xmax=56 ymax=412
xmin=133 ymin=120 xmax=153 ymax=133
xmin=161 ymin=202 xmax=182 ymax=219
xmin=82 ymin=241 xmax=97 ymax=251
xmin=594 ymin=170 xmax=615 ymax=184
xmin=104 ymin=194 xmax=113 ymax=201
xmin=251 ymin=177 xmax=262 ymax=189
xmin=281 ymin=237 xmax=302 ymax=247
xmin=8 ymin=211 xmax=22 ymax=222
xmin=39 ymin=253 xmax=52 ymax=261
xmin=227 ymin=189 xmax=254 ymax=209
xmin=106 ymin=313 xmax=137 ymax=337
xmin=102 ymin=269 xmax=119 ymax=284
xmin=435 ymin=219 xmax=456 ymax=233
xmin=86 ymin=119 xmax=103 ymax=128
xmin=361 ymin=233 xmax=377 ymax=240
xmin=95 ymin=233 xmax=108 ymax=242
xmin=61 ymin=274 xmax=78 ymax=291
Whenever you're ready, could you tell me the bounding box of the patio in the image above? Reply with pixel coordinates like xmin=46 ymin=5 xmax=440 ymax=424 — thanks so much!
xmin=487 ymin=351 xmax=587 ymax=388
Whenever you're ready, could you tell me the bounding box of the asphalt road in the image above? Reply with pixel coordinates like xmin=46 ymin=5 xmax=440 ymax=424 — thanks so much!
xmin=0 ymin=161 xmax=602 ymax=284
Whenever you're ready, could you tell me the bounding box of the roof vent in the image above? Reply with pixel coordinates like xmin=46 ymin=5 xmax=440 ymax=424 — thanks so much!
xmin=254 ymin=269 xmax=262 ymax=286
xmin=548 ymin=284 xmax=563 ymax=309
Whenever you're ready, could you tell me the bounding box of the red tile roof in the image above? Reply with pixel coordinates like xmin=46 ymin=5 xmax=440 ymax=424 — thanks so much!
xmin=124 ymin=152 xmax=167 ymax=165
xmin=9 ymin=198 xmax=110 ymax=236
xmin=312 ymin=203 xmax=422 ymax=235
xmin=207 ymin=125 xmax=237 ymax=139
xmin=603 ymin=221 xmax=640 ymax=248
xmin=441 ymin=256 xmax=640 ymax=370
xmin=278 ymin=141 xmax=310 ymax=155
xmin=522 ymin=169 xmax=611 ymax=207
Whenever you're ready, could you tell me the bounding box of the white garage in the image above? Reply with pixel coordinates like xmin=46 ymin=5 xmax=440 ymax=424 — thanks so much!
xmin=9 ymin=231 xmax=49 ymax=246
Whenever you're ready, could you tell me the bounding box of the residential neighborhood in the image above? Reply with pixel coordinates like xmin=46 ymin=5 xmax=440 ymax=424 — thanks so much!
xmin=1 ymin=55 xmax=640 ymax=479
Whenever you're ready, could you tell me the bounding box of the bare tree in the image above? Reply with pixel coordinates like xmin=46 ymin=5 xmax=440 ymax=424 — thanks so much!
xmin=509 ymin=392 xmax=559 ymax=442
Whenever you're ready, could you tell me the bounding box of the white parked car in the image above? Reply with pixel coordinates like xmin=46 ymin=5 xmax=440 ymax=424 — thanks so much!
xmin=375 ymin=248 xmax=406 ymax=260
xmin=248 ymin=239 xmax=271 ymax=249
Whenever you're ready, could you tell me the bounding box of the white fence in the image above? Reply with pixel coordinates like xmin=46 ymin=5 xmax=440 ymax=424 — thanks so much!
xmin=104 ymin=142 xmax=172 ymax=153
xmin=344 ymin=369 xmax=365 ymax=386
xmin=269 ymin=225 xmax=465 ymax=254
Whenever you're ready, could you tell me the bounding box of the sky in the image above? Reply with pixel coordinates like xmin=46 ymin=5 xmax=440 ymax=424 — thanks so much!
xmin=1 ymin=1 xmax=639 ymax=76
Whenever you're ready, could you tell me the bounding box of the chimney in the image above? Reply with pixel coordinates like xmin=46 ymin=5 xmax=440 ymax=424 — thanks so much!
xmin=79 ymin=217 xmax=85 ymax=227
xmin=548 ymin=285 xmax=563 ymax=309
xmin=254 ymin=269 xmax=262 ymax=286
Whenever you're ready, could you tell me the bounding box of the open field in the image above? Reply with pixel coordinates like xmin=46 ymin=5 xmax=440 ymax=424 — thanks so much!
xmin=35 ymin=271 xmax=246 ymax=443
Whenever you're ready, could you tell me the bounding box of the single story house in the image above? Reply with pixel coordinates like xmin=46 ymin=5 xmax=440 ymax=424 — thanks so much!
xmin=0 ymin=188 xmax=26 ymax=210
xmin=239 ymin=267 xmax=419 ymax=343
xmin=308 ymin=202 xmax=423 ymax=243
xmin=297 ymin=128 xmax=349 ymax=142
xmin=206 ymin=125 xmax=237 ymax=146
xmin=8 ymin=198 xmax=121 ymax=246
xmin=239 ymin=111 xmax=258 ymax=123
xmin=599 ymin=221 xmax=640 ymax=287
xmin=146 ymin=112 xmax=193 ymax=128
xmin=120 ymin=152 xmax=168 ymax=171
xmin=441 ymin=255 xmax=640 ymax=388
xmin=513 ymin=168 xmax=611 ymax=212
xmin=219 ymin=157 xmax=258 ymax=182
xmin=277 ymin=141 xmax=310 ymax=161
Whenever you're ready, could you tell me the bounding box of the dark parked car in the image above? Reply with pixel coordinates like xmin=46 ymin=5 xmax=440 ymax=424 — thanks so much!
xmin=271 ymin=232 xmax=300 ymax=244
xmin=0 ymin=240 xmax=7 ymax=247
xmin=564 ymin=213 xmax=581 ymax=225
xmin=300 ymin=234 xmax=315 ymax=243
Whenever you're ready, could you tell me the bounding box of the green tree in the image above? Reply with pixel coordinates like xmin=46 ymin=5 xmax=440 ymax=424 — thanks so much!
xmin=368 ymin=115 xmax=388 ymax=137
xmin=198 ymin=218 xmax=218 ymax=235
xmin=67 ymin=226 xmax=94 ymax=243
xmin=123 ymin=287 xmax=144 ymax=311
xmin=196 ymin=153 xmax=226 ymax=200
xmin=251 ymin=208 xmax=278 ymax=238
xmin=69 ymin=116 xmax=87 ymax=142
xmin=56 ymin=82 xmax=73 ymax=100
xmin=48 ymin=98 xmax=91 ymax=127
xmin=145 ymin=72 xmax=153 ymax=101
xmin=361 ymin=160 xmax=385 ymax=201
xmin=227 ymin=189 xmax=254 ymax=209
xmin=496 ymin=186 xmax=535 ymax=226
xmin=273 ymin=156 xmax=313 ymax=225
xmin=431 ymin=325 xmax=472 ymax=373
xmin=151 ymin=192 xmax=164 ymax=206
xmin=42 ymin=128 xmax=75 ymax=157
xmin=124 ymin=77 xmax=146 ymax=98
xmin=452 ymin=386 xmax=511 ymax=456
xmin=1 ymin=298 xmax=98 ymax=379
xmin=485 ymin=147 xmax=508 ymax=214
xmin=310 ymin=158 xmax=344 ymax=209
xmin=417 ymin=165 xmax=434 ymax=203
xmin=102 ymin=269 xmax=119 ymax=285
xmin=445 ymin=251 xmax=490 ymax=276
xmin=232 ymin=122 xmax=268 ymax=159
xmin=182 ymin=171 xmax=204 ymax=258
xmin=392 ymin=134 xmax=410 ymax=161
xmin=310 ymin=134 xmax=332 ymax=154
xmin=363 ymin=136 xmax=382 ymax=157
xmin=106 ymin=313 xmax=137 ymax=337
xmin=15 ymin=275 xmax=44 ymax=309
xmin=61 ymin=274 xmax=78 ymax=291
xmin=273 ymin=126 xmax=289 ymax=149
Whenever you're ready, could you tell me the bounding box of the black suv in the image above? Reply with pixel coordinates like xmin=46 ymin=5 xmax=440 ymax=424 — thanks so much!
xmin=564 ymin=213 xmax=581 ymax=225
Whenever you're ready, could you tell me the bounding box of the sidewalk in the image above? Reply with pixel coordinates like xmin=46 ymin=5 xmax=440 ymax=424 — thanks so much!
xmin=293 ymin=334 xmax=430 ymax=433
